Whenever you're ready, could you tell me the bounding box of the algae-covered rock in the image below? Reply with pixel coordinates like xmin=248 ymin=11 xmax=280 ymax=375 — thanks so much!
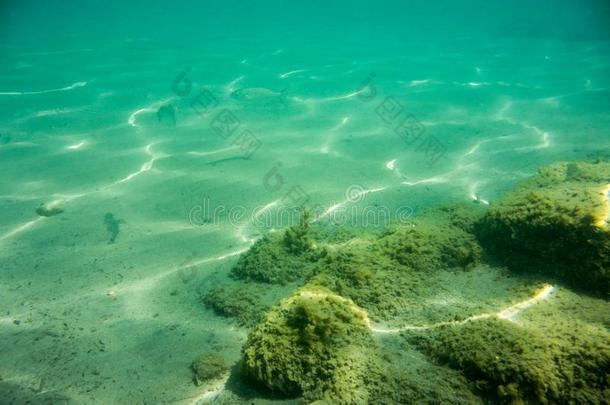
xmin=475 ymin=161 xmax=610 ymax=294
xmin=307 ymin=247 xmax=430 ymax=321
xmin=407 ymin=316 xmax=610 ymax=404
xmin=202 ymin=282 xmax=271 ymax=327
xmin=231 ymin=211 xmax=322 ymax=284
xmin=230 ymin=233 xmax=316 ymax=284
xmin=379 ymin=218 xmax=482 ymax=271
xmin=306 ymin=209 xmax=482 ymax=321
xmin=408 ymin=318 xmax=560 ymax=402
xmin=191 ymin=352 xmax=228 ymax=386
xmin=240 ymin=286 xmax=374 ymax=403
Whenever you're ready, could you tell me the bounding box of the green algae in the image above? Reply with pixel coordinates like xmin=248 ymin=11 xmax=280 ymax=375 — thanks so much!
xmin=283 ymin=208 xmax=313 ymax=254
xmin=213 ymin=161 xmax=610 ymax=404
xmin=201 ymin=280 xmax=298 ymax=327
xmin=230 ymin=211 xmax=322 ymax=285
xmin=240 ymin=287 xmax=374 ymax=403
xmin=240 ymin=286 xmax=484 ymax=404
xmin=378 ymin=216 xmax=481 ymax=271
xmin=407 ymin=318 xmax=561 ymax=403
xmin=229 ymin=233 xmax=318 ymax=284
xmin=191 ymin=352 xmax=228 ymax=386
xmin=475 ymin=161 xmax=610 ymax=295
xmin=307 ymin=208 xmax=483 ymax=321
xmin=202 ymin=282 xmax=271 ymax=327
xmin=307 ymin=246 xmax=433 ymax=321
xmin=406 ymin=315 xmax=610 ymax=404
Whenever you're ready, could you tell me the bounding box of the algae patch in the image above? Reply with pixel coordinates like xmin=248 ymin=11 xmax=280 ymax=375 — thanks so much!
xmin=240 ymin=286 xmax=375 ymax=402
xmin=191 ymin=352 xmax=229 ymax=386
xmin=200 ymin=161 xmax=610 ymax=404
xmin=475 ymin=160 xmax=610 ymax=294
xmin=406 ymin=316 xmax=610 ymax=404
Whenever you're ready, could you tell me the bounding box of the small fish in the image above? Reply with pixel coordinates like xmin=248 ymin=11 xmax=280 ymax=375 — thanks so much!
xmin=104 ymin=213 xmax=125 ymax=244
xmin=206 ymin=156 xmax=249 ymax=166
xmin=230 ymin=87 xmax=289 ymax=104
xmin=0 ymin=133 xmax=11 ymax=145
xmin=157 ymin=104 xmax=176 ymax=126
xmin=36 ymin=205 xmax=63 ymax=217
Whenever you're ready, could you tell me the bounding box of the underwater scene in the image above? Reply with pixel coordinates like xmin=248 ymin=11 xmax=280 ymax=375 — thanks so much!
xmin=1 ymin=0 xmax=609 ymax=404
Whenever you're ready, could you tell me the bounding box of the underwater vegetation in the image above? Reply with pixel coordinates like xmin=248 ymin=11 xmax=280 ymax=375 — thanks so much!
xmin=191 ymin=352 xmax=228 ymax=386
xmin=283 ymin=209 xmax=314 ymax=254
xmin=199 ymin=161 xmax=609 ymax=404
xmin=475 ymin=160 xmax=610 ymax=295
xmin=407 ymin=316 xmax=610 ymax=403
xmin=240 ymin=286 xmax=376 ymax=403
xmin=202 ymin=280 xmax=285 ymax=327
xmin=307 ymin=204 xmax=483 ymax=321
xmin=230 ymin=210 xmax=322 ymax=284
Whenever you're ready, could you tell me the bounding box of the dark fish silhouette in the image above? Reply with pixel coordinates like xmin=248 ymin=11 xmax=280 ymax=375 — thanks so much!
xmin=230 ymin=87 xmax=289 ymax=106
xmin=104 ymin=213 xmax=125 ymax=244
xmin=157 ymin=104 xmax=176 ymax=126
xmin=35 ymin=204 xmax=63 ymax=217
xmin=206 ymin=156 xmax=249 ymax=166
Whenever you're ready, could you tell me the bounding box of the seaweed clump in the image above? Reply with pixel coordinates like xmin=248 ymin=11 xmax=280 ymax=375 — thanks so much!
xmin=231 ymin=210 xmax=321 ymax=284
xmin=202 ymin=283 xmax=269 ymax=327
xmin=283 ymin=209 xmax=313 ymax=254
xmin=378 ymin=216 xmax=482 ymax=271
xmin=407 ymin=316 xmax=610 ymax=403
xmin=191 ymin=352 xmax=228 ymax=386
xmin=475 ymin=161 xmax=610 ymax=294
xmin=307 ymin=209 xmax=483 ymax=321
xmin=240 ymin=285 xmax=484 ymax=404
xmin=241 ymin=287 xmax=375 ymax=403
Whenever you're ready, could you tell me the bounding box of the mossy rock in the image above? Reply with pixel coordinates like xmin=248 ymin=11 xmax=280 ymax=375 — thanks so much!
xmin=191 ymin=352 xmax=228 ymax=386
xmin=419 ymin=203 xmax=488 ymax=234
xmin=230 ymin=233 xmax=320 ymax=284
xmin=407 ymin=316 xmax=610 ymax=403
xmin=307 ymin=247 xmax=433 ymax=321
xmin=304 ymin=205 xmax=484 ymax=321
xmin=535 ymin=317 xmax=610 ymax=403
xmin=240 ymin=286 xmax=374 ymax=403
xmin=202 ymin=282 xmax=271 ymax=327
xmin=408 ymin=318 xmax=560 ymax=402
xmin=378 ymin=220 xmax=482 ymax=271
xmin=475 ymin=161 xmax=610 ymax=294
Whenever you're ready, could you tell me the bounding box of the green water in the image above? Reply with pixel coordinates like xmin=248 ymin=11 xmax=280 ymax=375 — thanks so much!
xmin=0 ymin=1 xmax=609 ymax=404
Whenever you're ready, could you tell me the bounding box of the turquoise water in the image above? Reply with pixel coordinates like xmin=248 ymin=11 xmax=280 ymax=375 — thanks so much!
xmin=1 ymin=1 xmax=609 ymax=404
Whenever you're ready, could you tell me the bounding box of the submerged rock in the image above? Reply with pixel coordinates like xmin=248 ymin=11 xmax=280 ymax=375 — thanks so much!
xmin=241 ymin=287 xmax=374 ymax=403
xmin=407 ymin=316 xmax=610 ymax=403
xmin=191 ymin=352 xmax=228 ymax=386
xmin=230 ymin=210 xmax=322 ymax=284
xmin=475 ymin=160 xmax=610 ymax=294
xmin=216 ymin=161 xmax=610 ymax=403
xmin=202 ymin=281 xmax=280 ymax=327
